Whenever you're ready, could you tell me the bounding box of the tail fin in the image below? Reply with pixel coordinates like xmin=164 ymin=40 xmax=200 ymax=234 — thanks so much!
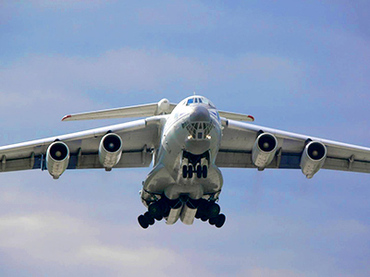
xmin=62 ymin=98 xmax=176 ymax=121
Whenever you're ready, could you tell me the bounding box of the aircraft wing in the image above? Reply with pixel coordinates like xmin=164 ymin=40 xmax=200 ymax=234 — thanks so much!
xmin=0 ymin=117 xmax=163 ymax=174
xmin=217 ymin=119 xmax=370 ymax=174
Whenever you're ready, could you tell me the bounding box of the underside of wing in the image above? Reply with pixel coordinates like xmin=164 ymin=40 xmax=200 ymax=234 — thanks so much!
xmin=217 ymin=119 xmax=370 ymax=177
xmin=0 ymin=116 xmax=165 ymax=178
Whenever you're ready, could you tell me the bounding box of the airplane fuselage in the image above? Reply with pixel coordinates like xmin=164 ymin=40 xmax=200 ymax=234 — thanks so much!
xmin=140 ymin=96 xmax=225 ymax=226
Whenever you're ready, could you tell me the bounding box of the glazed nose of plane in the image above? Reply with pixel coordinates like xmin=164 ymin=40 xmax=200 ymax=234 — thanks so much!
xmin=189 ymin=105 xmax=210 ymax=122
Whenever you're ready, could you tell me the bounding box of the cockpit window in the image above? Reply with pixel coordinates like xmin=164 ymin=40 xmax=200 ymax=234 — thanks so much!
xmin=186 ymin=96 xmax=215 ymax=108
xmin=187 ymin=98 xmax=194 ymax=105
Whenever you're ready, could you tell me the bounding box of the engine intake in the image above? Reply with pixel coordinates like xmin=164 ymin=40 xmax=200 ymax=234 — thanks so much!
xmin=46 ymin=141 xmax=70 ymax=179
xmin=300 ymin=141 xmax=327 ymax=179
xmin=252 ymin=132 xmax=278 ymax=169
xmin=99 ymin=133 xmax=123 ymax=170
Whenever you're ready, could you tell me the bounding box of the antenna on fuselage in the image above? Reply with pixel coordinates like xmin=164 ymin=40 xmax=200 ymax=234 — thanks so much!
xmin=193 ymin=91 xmax=196 ymax=96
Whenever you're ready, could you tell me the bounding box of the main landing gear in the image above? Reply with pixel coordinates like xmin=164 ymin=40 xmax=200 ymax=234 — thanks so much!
xmin=137 ymin=196 xmax=226 ymax=229
xmin=195 ymin=199 xmax=226 ymax=228
xmin=138 ymin=197 xmax=171 ymax=229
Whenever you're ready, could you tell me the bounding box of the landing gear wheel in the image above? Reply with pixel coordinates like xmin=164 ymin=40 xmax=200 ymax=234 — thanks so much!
xmin=209 ymin=217 xmax=217 ymax=225
xmin=202 ymin=165 xmax=208 ymax=178
xmin=138 ymin=215 xmax=149 ymax=229
xmin=208 ymin=203 xmax=221 ymax=218
xmin=182 ymin=165 xmax=187 ymax=178
xmin=144 ymin=212 xmax=155 ymax=225
xmin=188 ymin=165 xmax=193 ymax=178
xmin=215 ymin=214 xmax=226 ymax=228
xmin=201 ymin=215 xmax=208 ymax=222
xmin=196 ymin=165 xmax=202 ymax=178
xmin=149 ymin=202 xmax=163 ymax=220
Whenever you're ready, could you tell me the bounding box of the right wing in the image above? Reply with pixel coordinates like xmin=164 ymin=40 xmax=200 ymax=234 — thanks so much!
xmin=0 ymin=116 xmax=164 ymax=174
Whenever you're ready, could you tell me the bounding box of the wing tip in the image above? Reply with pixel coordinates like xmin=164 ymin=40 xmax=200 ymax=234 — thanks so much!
xmin=62 ymin=115 xmax=72 ymax=121
xmin=248 ymin=115 xmax=255 ymax=121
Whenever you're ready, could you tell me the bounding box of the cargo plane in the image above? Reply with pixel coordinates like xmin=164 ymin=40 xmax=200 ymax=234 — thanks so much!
xmin=1 ymin=95 xmax=369 ymax=228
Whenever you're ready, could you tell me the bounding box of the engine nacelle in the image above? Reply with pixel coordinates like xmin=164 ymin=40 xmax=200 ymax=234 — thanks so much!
xmin=46 ymin=141 xmax=70 ymax=179
xmin=300 ymin=141 xmax=327 ymax=179
xmin=99 ymin=133 xmax=123 ymax=170
xmin=252 ymin=133 xmax=278 ymax=169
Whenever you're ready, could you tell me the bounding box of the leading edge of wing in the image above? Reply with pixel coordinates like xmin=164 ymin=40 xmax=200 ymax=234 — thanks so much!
xmin=0 ymin=116 xmax=164 ymax=161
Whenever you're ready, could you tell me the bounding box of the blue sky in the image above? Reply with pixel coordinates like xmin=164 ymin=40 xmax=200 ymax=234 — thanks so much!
xmin=0 ymin=1 xmax=370 ymax=276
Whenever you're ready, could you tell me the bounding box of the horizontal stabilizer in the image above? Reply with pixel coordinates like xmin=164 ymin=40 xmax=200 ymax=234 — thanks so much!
xmin=62 ymin=98 xmax=176 ymax=121
xmin=218 ymin=110 xmax=254 ymax=122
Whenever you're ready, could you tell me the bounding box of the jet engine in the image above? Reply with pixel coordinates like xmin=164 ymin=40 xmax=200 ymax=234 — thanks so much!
xmin=46 ymin=141 xmax=70 ymax=179
xmin=99 ymin=133 xmax=123 ymax=170
xmin=300 ymin=141 xmax=327 ymax=179
xmin=252 ymin=132 xmax=278 ymax=169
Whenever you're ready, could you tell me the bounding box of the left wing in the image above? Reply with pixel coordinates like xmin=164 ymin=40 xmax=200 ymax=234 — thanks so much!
xmin=0 ymin=117 xmax=163 ymax=174
xmin=217 ymin=119 xmax=370 ymax=176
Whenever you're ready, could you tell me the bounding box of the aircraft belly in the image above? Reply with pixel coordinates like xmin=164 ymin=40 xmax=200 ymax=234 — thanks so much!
xmin=143 ymin=147 xmax=223 ymax=201
xmin=143 ymin=114 xmax=223 ymax=201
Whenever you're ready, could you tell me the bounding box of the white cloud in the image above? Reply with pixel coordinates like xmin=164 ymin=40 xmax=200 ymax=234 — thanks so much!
xmin=0 ymin=211 xmax=209 ymax=277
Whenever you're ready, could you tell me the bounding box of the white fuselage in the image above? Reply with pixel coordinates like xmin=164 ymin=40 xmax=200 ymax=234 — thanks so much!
xmin=142 ymin=96 xmax=224 ymax=202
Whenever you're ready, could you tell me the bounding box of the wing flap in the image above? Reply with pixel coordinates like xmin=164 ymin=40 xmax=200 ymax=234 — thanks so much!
xmin=0 ymin=156 xmax=36 ymax=173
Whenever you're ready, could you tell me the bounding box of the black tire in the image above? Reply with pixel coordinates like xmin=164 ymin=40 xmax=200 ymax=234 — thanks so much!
xmin=208 ymin=203 xmax=221 ymax=218
xmin=202 ymin=165 xmax=208 ymax=178
xmin=182 ymin=165 xmax=187 ymax=178
xmin=149 ymin=202 xmax=163 ymax=220
xmin=162 ymin=201 xmax=170 ymax=218
xmin=188 ymin=165 xmax=193 ymax=178
xmin=201 ymin=215 xmax=208 ymax=222
xmin=196 ymin=165 xmax=202 ymax=178
xmin=209 ymin=217 xmax=217 ymax=225
xmin=215 ymin=214 xmax=226 ymax=228
xmin=144 ymin=212 xmax=155 ymax=225
xmin=138 ymin=215 xmax=149 ymax=229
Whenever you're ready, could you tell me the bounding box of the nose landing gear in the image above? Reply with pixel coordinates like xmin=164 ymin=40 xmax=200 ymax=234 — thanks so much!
xmin=182 ymin=164 xmax=207 ymax=179
xmin=181 ymin=150 xmax=209 ymax=179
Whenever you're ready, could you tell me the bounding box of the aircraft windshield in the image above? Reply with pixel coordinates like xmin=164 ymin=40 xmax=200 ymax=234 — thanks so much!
xmin=186 ymin=97 xmax=215 ymax=108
